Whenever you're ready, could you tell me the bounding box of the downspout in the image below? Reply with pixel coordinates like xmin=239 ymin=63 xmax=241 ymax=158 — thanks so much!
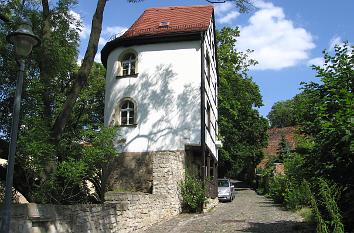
xmin=200 ymin=32 xmax=206 ymax=184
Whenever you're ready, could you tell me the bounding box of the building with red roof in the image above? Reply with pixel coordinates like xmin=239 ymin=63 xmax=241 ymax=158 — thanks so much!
xmin=101 ymin=5 xmax=220 ymax=209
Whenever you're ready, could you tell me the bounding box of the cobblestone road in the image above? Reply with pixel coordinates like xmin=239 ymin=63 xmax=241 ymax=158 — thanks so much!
xmin=143 ymin=186 xmax=314 ymax=233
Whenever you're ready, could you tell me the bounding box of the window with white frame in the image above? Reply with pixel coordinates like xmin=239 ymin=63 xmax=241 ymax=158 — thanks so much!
xmin=120 ymin=99 xmax=135 ymax=126
xmin=206 ymin=102 xmax=211 ymax=131
xmin=120 ymin=52 xmax=136 ymax=76
xmin=206 ymin=55 xmax=211 ymax=84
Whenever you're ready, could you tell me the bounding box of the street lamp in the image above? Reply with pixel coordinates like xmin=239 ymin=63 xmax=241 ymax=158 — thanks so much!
xmin=0 ymin=17 xmax=40 ymax=233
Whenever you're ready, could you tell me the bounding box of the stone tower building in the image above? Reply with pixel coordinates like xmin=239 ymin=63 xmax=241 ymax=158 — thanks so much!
xmin=101 ymin=5 xmax=221 ymax=200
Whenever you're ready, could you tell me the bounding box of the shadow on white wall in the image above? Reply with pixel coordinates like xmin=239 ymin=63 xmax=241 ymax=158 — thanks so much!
xmin=108 ymin=64 xmax=200 ymax=152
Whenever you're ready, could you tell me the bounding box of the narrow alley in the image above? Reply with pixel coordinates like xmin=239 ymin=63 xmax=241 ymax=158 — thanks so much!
xmin=143 ymin=185 xmax=314 ymax=233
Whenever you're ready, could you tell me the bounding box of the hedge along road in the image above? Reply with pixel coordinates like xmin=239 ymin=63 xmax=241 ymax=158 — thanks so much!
xmin=142 ymin=184 xmax=314 ymax=233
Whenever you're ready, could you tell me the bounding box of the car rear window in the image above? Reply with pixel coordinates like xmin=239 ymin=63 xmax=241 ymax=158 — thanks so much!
xmin=218 ymin=180 xmax=229 ymax=187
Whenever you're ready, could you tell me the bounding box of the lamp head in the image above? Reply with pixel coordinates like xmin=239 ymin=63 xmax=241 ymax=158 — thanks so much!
xmin=6 ymin=17 xmax=40 ymax=58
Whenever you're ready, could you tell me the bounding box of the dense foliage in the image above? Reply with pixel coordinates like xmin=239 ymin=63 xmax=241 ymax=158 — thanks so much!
xmin=299 ymin=43 xmax=353 ymax=230
xmin=275 ymin=134 xmax=291 ymax=162
xmin=0 ymin=0 xmax=262 ymax=204
xmin=300 ymin=44 xmax=353 ymax=186
xmin=216 ymin=27 xmax=268 ymax=182
xmin=267 ymin=100 xmax=297 ymax=128
xmin=0 ymin=1 xmax=117 ymax=204
xmin=260 ymin=43 xmax=353 ymax=232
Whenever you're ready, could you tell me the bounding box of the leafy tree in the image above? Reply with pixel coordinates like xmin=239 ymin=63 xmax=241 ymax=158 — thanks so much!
xmin=267 ymin=100 xmax=297 ymax=128
xmin=217 ymin=27 xmax=268 ymax=182
xmin=254 ymin=42 xmax=353 ymax=231
xmin=298 ymin=43 xmax=353 ymax=186
xmin=297 ymin=43 xmax=354 ymax=230
xmin=0 ymin=1 xmax=113 ymax=201
xmin=0 ymin=0 xmax=256 ymax=203
xmin=276 ymin=134 xmax=291 ymax=162
xmin=0 ymin=0 xmax=116 ymax=203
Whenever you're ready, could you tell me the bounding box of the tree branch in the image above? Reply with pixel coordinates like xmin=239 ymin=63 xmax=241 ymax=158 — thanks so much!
xmin=0 ymin=13 xmax=10 ymax=24
xmin=206 ymin=0 xmax=226 ymax=3
xmin=51 ymin=0 xmax=107 ymax=141
xmin=40 ymin=0 xmax=54 ymax=124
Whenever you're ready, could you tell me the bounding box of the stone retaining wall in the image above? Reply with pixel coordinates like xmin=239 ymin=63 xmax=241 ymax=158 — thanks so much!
xmin=1 ymin=151 xmax=186 ymax=233
xmin=5 ymin=192 xmax=176 ymax=233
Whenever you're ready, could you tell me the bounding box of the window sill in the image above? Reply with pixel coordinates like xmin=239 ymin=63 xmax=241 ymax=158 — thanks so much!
xmin=116 ymin=73 xmax=139 ymax=79
xmin=119 ymin=123 xmax=138 ymax=128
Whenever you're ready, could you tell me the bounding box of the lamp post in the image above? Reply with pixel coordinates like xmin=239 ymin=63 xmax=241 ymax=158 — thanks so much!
xmin=0 ymin=17 xmax=40 ymax=233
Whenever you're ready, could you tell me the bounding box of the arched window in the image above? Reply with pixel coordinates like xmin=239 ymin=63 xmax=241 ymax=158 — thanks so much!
xmin=121 ymin=52 xmax=136 ymax=76
xmin=120 ymin=99 xmax=135 ymax=126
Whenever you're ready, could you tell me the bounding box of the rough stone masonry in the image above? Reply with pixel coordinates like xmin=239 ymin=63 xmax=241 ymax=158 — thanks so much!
xmin=1 ymin=151 xmax=186 ymax=233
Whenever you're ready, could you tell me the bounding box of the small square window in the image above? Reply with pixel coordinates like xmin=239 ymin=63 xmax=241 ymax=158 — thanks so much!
xmin=119 ymin=52 xmax=136 ymax=76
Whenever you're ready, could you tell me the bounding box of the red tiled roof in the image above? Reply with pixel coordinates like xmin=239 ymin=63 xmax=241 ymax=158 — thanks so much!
xmin=121 ymin=5 xmax=214 ymax=38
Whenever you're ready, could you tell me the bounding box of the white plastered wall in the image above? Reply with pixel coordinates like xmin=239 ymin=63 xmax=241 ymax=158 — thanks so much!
xmin=104 ymin=41 xmax=202 ymax=152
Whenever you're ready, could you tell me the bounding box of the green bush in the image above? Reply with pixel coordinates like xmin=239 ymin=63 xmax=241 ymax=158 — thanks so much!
xmin=180 ymin=174 xmax=206 ymax=213
xmin=256 ymin=161 xmax=274 ymax=195
xmin=284 ymin=153 xmax=306 ymax=180
xmin=284 ymin=181 xmax=310 ymax=210
xmin=304 ymin=180 xmax=329 ymax=233
xmin=268 ymin=175 xmax=287 ymax=203
xmin=18 ymin=125 xmax=118 ymax=204
xmin=305 ymin=179 xmax=345 ymax=233
xmin=318 ymin=178 xmax=344 ymax=233
xmin=296 ymin=207 xmax=315 ymax=223
xmin=259 ymin=154 xmax=311 ymax=212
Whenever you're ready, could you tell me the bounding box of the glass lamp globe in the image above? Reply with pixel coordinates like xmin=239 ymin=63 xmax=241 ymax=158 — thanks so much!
xmin=6 ymin=17 xmax=40 ymax=58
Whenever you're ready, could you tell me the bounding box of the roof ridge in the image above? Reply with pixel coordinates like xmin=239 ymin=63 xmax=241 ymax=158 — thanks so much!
xmin=145 ymin=5 xmax=213 ymax=11
xmin=121 ymin=4 xmax=214 ymax=40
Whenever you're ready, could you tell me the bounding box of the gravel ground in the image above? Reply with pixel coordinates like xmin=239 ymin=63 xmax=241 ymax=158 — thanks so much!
xmin=142 ymin=186 xmax=314 ymax=233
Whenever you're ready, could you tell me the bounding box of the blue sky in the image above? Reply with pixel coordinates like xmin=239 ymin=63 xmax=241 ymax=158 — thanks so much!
xmin=73 ymin=0 xmax=354 ymax=118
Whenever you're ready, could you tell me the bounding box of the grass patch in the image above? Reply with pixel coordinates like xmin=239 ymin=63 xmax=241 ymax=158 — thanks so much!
xmin=297 ymin=207 xmax=314 ymax=223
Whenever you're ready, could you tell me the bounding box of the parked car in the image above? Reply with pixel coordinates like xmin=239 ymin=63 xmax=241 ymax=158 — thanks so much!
xmin=218 ymin=178 xmax=235 ymax=202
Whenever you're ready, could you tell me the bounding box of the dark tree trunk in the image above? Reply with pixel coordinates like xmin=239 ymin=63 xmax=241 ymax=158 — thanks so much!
xmin=51 ymin=0 xmax=107 ymax=141
xmin=40 ymin=0 xmax=53 ymax=124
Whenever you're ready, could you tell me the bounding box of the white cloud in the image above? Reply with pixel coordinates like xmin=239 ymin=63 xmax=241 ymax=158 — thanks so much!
xmin=69 ymin=10 xmax=81 ymax=22
xmin=98 ymin=37 xmax=107 ymax=46
xmin=69 ymin=10 xmax=91 ymax=39
xmin=97 ymin=26 xmax=128 ymax=47
xmin=236 ymin=0 xmax=315 ymax=70
xmin=218 ymin=11 xmax=240 ymax=24
xmin=329 ymin=35 xmax=343 ymax=51
xmin=307 ymin=57 xmax=324 ymax=67
xmin=79 ymin=25 xmax=91 ymax=39
xmin=94 ymin=53 xmax=101 ymax=63
xmin=214 ymin=2 xmax=240 ymax=24
xmin=103 ymin=26 xmax=128 ymax=37
xmin=252 ymin=0 xmax=274 ymax=9
xmin=214 ymin=2 xmax=234 ymax=15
